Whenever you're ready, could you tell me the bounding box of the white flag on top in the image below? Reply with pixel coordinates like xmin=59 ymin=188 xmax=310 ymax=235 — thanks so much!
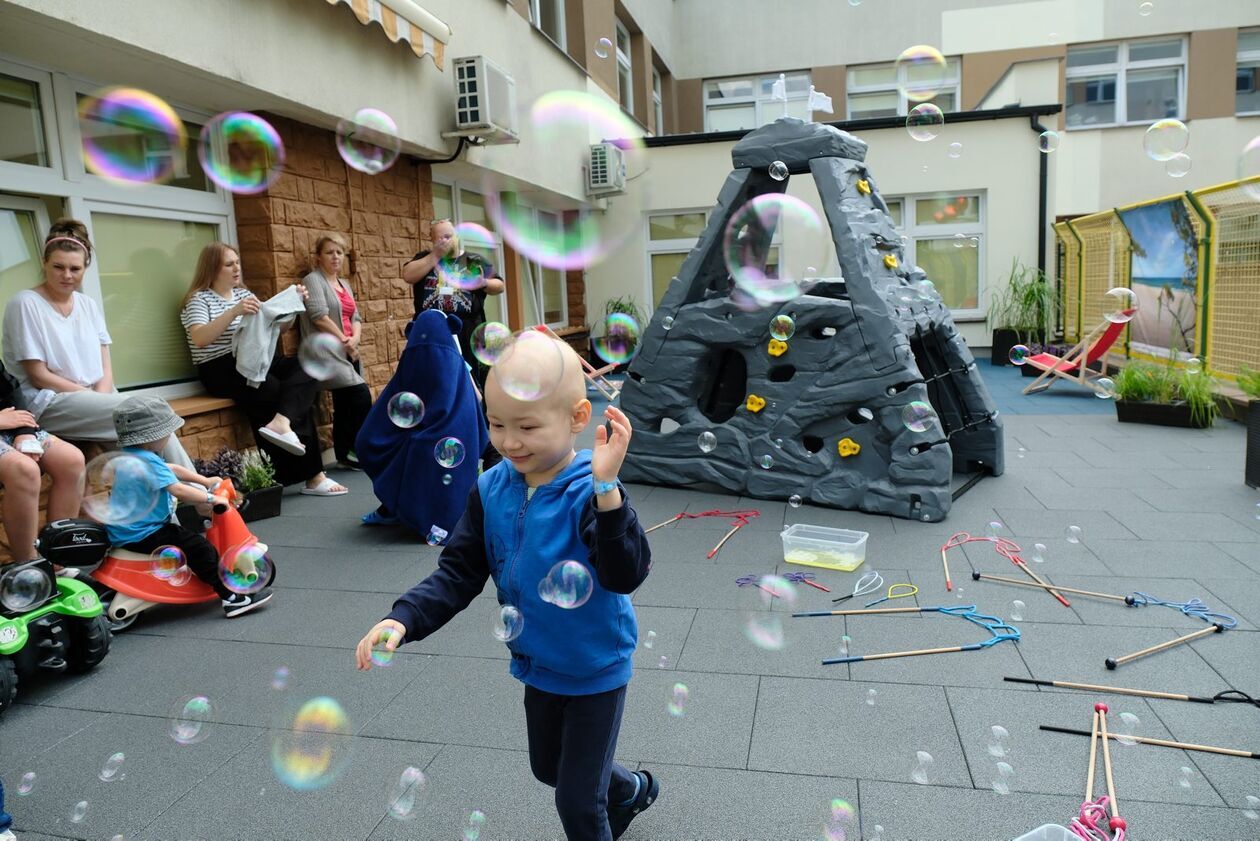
xmin=770 ymin=73 xmax=787 ymax=102
xmin=808 ymin=85 xmax=834 ymax=115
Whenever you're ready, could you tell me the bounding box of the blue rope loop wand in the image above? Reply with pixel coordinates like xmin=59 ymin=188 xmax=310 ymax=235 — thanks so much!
xmin=795 ymin=604 xmax=1020 ymax=666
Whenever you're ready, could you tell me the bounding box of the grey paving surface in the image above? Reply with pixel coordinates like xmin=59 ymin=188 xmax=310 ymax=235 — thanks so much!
xmin=2 ymin=373 xmax=1258 ymax=840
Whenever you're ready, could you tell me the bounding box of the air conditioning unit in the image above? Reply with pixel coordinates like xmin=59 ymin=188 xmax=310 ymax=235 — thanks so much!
xmin=446 ymin=56 xmax=519 ymax=144
xmin=587 ymin=142 xmax=626 ymax=196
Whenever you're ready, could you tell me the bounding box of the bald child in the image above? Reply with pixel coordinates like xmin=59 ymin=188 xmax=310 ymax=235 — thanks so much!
xmin=355 ymin=334 xmax=658 ymax=840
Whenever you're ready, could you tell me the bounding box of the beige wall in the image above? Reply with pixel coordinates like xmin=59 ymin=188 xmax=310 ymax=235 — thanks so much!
xmin=962 ymin=46 xmax=1064 ymax=110
xmin=1187 ymin=28 xmax=1240 ymax=120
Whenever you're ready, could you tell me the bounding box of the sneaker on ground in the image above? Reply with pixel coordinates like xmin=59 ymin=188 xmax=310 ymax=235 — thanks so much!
xmin=222 ymin=588 xmax=274 ymax=618
xmin=608 ymin=769 xmax=659 ymax=840
xmin=1 ymin=829 xmax=17 ymax=841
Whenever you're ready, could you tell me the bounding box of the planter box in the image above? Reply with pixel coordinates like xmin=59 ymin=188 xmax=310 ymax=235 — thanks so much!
xmin=238 ymin=484 xmax=283 ymax=523
xmin=1115 ymin=399 xmax=1212 ymax=429
xmin=1247 ymin=400 xmax=1260 ymax=489
xmin=991 ymin=330 xmax=1046 ymax=367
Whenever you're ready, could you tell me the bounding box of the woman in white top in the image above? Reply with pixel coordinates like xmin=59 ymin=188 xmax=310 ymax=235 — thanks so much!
xmin=1 ymin=219 xmax=193 ymax=469
xmin=180 ymin=242 xmax=346 ymax=496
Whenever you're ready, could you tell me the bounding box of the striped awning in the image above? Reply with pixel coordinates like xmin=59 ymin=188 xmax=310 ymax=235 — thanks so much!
xmin=325 ymin=0 xmax=451 ymax=70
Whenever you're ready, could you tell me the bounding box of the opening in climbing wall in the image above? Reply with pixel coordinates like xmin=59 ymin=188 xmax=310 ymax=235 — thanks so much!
xmin=696 ymin=347 xmax=748 ymax=424
xmin=768 ymin=365 xmax=796 ymax=382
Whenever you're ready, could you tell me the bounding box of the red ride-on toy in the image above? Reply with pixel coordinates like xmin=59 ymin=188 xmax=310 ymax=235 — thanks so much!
xmin=44 ymin=478 xmax=276 ymax=632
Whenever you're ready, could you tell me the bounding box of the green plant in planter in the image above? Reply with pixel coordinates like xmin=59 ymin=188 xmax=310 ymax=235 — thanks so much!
xmin=603 ymin=295 xmax=645 ymax=328
xmin=238 ymin=449 xmax=279 ymax=493
xmin=1111 ymin=360 xmax=1218 ymax=426
xmin=1238 ymin=366 xmax=1260 ymax=400
xmin=988 ymin=259 xmax=1056 ymax=343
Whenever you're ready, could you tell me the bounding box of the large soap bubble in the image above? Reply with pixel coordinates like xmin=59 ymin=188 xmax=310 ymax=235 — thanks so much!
xmin=723 ymin=194 xmax=829 ymax=308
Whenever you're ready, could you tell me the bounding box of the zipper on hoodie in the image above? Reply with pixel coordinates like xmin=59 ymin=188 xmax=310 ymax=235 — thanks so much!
xmin=505 ymin=482 xmax=532 ymax=607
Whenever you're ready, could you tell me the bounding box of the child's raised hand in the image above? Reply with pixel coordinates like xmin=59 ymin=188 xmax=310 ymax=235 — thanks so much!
xmin=592 ymin=405 xmax=632 ymax=483
xmin=355 ymin=619 xmax=407 ymax=671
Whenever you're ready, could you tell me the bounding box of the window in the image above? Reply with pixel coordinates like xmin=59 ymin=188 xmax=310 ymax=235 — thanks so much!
xmin=1065 ymin=38 xmax=1184 ymax=128
xmin=882 ymin=194 xmax=985 ymax=315
xmin=528 ymin=0 xmax=565 ymax=49
xmin=646 ymin=211 xmax=706 ymax=309
xmin=846 ymin=59 xmax=959 ymax=119
xmin=652 ymin=68 xmax=664 ymax=134
xmin=1238 ymin=30 xmax=1260 ymax=115
xmin=75 ymin=93 xmax=213 ymax=192
xmin=704 ymin=72 xmax=810 ymax=132
xmin=616 ymin=21 xmax=634 ymax=114
xmin=0 ymin=72 xmax=48 ymax=168
xmin=0 ymin=197 xmax=49 ymax=323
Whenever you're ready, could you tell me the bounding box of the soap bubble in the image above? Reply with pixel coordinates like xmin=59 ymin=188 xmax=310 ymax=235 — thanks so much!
xmin=335 ymin=107 xmax=401 ymax=175
xmin=471 ymin=322 xmax=513 ymax=366
xmin=271 ymin=696 xmax=352 ymax=790
xmin=662 ymin=315 xmax=674 ymax=331
xmin=1010 ymin=600 xmax=1025 ymax=622
xmin=98 ymin=751 xmax=126 ymax=782
xmin=947 ymin=141 xmax=963 ymax=158
xmin=1138 ymin=1 xmax=1154 ymax=15
xmin=992 ymin=761 xmax=1015 ymax=795
xmin=386 ymin=766 xmax=428 ymax=821
xmin=594 ymin=37 xmax=612 ymax=59
xmin=768 ymin=160 xmax=789 ymax=181
xmin=953 ymin=232 xmax=967 ymax=248
xmin=867 ymin=688 xmax=878 ymax=706
xmin=643 ymin=630 xmax=656 ymax=649
xmin=1065 ymin=525 xmax=1083 ymax=544
xmin=895 ymin=45 xmax=949 ymax=102
xmin=1114 ymin=711 xmax=1140 ymax=746
xmin=1143 ymin=119 xmax=1189 ymax=162
xmin=987 ymin=725 xmax=1010 ymax=757
xmin=723 ymin=193 xmax=828 ymax=307
xmin=758 ymin=453 xmax=774 ymax=470
xmin=442 ymin=474 xmax=452 ymax=486
xmin=744 ymin=575 xmax=796 ymax=650
xmin=901 ymin=401 xmax=935 ymax=433
xmin=1030 ymin=543 xmax=1047 ymax=564
xmin=198 ymin=111 xmax=285 ymax=194
xmin=1185 ymin=357 xmax=1203 ymax=375
xmin=789 ymin=494 xmax=803 ymax=508
xmin=272 ymin=667 xmax=290 ymax=690
xmin=538 ymin=560 xmax=594 ymax=609
xmin=1103 ymin=287 xmax=1138 ymax=323
xmin=1253 ymin=501 xmax=1260 ymax=521
xmin=906 ymin=102 xmax=945 ymax=142
xmin=1166 ymin=152 xmax=1192 ymax=178
xmin=490 ymin=329 xmax=565 ymax=401
xmin=150 ymin=545 xmax=186 ymax=581
xmin=823 ymin=798 xmax=857 ymax=841
xmin=769 ymin=314 xmax=796 ymax=341
xmin=434 ymin=437 xmax=466 ymax=469
xmin=83 ymin=451 xmax=163 ymax=526
xmin=369 ymin=637 xmax=394 ymax=668
xmin=17 ymin=771 xmax=35 ymax=795
xmin=1039 ymin=130 xmax=1061 ymax=153
xmin=78 ymin=87 xmax=187 ymax=184
xmin=838 ymin=635 xmax=851 ymax=657
xmin=657 ymin=655 xmax=669 ymax=668
xmin=387 ymin=392 xmax=425 ymax=429
xmin=436 ymin=224 xmax=497 ymax=291
xmin=1008 ymin=344 xmax=1031 ymax=365
xmin=667 ymin=683 xmax=690 ymax=717
xmin=1096 ymin=378 xmax=1117 ymax=398
xmin=169 ymin=694 xmax=213 ymax=745
xmin=911 ymin=750 xmax=935 ymax=784
xmin=592 ymin=313 xmax=641 ymax=365
xmin=493 ymin=604 xmax=524 ymax=642
xmin=71 ymin=800 xmax=88 ymax=823
xmin=464 ymin=810 xmax=488 ymax=841
xmin=1240 ymin=137 xmax=1260 ymax=201
xmin=698 ymin=431 xmax=717 ymax=453
xmin=298 ymin=332 xmax=346 ymax=380
xmin=1177 ymin=765 xmax=1193 ymax=790
xmin=426 ymin=527 xmax=446 ymax=546
xmin=169 ymin=566 xmax=192 ymax=586
xmin=1244 ymin=795 xmax=1259 ymax=819
xmin=984 ymin=520 xmax=1004 ymax=539
xmin=219 ymin=542 xmax=271 ymax=595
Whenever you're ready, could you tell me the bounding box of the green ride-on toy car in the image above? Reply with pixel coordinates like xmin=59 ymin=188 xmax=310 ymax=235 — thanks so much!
xmin=0 ymin=556 xmax=111 ymax=715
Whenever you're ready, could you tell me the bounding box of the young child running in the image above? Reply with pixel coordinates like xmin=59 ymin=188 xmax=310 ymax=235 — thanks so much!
xmin=355 ymin=334 xmax=657 ymax=840
xmin=108 ymin=396 xmax=273 ymax=617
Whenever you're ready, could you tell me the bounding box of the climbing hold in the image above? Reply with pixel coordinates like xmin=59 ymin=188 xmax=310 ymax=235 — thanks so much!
xmin=768 ymin=339 xmax=788 ymax=357
xmin=856 ymin=179 xmax=871 ymax=195
xmin=745 ymin=394 xmax=766 ymax=413
xmin=838 ymin=437 xmax=861 ymax=457
xmin=883 ymin=254 xmax=899 ymax=269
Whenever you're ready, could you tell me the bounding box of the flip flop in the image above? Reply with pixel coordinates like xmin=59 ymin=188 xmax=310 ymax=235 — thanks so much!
xmin=300 ymin=477 xmax=348 ymax=496
xmin=259 ymin=427 xmax=306 ymax=456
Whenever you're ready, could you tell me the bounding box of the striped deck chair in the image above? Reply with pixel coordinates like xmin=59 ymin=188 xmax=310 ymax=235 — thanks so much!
xmin=1022 ymin=311 xmax=1134 ymax=397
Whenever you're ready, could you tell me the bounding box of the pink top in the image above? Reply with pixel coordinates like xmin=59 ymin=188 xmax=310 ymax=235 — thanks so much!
xmin=334 ymin=282 xmax=356 ymax=336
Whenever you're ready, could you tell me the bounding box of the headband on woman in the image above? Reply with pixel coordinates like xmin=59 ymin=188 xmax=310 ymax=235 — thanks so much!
xmin=45 ymin=236 xmax=89 ymax=251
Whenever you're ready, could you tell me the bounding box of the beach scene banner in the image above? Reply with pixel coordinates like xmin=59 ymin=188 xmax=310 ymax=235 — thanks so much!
xmin=1117 ymin=198 xmax=1200 ymax=360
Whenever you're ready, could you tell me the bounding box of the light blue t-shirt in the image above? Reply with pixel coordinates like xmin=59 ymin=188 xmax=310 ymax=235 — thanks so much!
xmin=105 ymin=448 xmax=177 ymax=546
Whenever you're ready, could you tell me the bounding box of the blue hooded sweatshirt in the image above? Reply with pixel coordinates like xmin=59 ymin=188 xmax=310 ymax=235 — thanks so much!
xmin=355 ymin=310 xmax=489 ymax=541
xmin=386 ymin=450 xmax=651 ymax=695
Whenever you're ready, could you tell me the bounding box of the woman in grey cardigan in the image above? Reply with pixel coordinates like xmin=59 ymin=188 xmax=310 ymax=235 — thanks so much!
xmin=300 ymin=234 xmax=373 ymax=469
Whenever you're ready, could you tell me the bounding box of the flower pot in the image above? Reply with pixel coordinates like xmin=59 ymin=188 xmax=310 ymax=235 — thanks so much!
xmin=1246 ymin=400 xmax=1260 ymax=489
xmin=990 ymin=329 xmax=1020 ymax=366
xmin=1114 ymin=400 xmax=1211 ymax=429
xmin=238 ymin=484 xmax=283 ymax=523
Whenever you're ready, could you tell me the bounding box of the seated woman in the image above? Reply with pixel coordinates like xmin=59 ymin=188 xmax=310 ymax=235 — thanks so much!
xmin=180 ymin=242 xmax=347 ymax=497
xmin=0 ymin=361 xmax=84 ymax=562
xmin=298 ymin=234 xmax=372 ymax=470
xmin=355 ymin=310 xmax=487 ymax=539
xmin=1 ymin=219 xmax=195 ymax=470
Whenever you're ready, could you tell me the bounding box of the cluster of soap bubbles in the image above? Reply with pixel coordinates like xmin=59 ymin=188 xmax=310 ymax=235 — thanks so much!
xmin=538 ymin=560 xmax=594 ymax=609
xmin=150 ymin=545 xmax=191 ymax=586
xmin=271 ymin=696 xmax=352 ymax=790
xmin=388 ymin=392 xmax=426 ymax=428
xmin=743 ymin=574 xmax=796 ymax=651
xmin=219 ymin=542 xmax=271 ymax=595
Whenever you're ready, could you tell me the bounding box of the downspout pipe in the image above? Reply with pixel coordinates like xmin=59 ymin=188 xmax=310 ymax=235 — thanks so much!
xmin=1029 ymin=115 xmax=1051 ymax=277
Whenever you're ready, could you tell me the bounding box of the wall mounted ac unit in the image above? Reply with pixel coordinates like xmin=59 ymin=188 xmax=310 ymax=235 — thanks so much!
xmin=445 ymin=56 xmax=519 ymax=144
xmin=587 ymin=142 xmax=626 ymax=196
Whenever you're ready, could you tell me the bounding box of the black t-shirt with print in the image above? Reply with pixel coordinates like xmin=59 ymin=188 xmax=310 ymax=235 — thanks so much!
xmin=409 ymin=250 xmax=497 ymax=378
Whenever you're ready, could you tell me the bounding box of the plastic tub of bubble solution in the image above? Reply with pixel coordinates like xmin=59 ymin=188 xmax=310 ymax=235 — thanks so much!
xmin=781 ymin=524 xmax=868 ymax=572
xmin=1012 ymin=825 xmax=1073 ymax=841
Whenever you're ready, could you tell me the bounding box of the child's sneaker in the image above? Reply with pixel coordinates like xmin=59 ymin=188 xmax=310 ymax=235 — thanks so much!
xmin=1 ymin=829 xmax=17 ymax=841
xmin=222 ymin=588 xmax=273 ymax=617
xmin=608 ymin=769 xmax=658 ymax=839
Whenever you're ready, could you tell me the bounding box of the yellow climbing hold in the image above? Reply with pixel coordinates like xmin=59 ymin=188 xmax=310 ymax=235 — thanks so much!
xmin=856 ymin=179 xmax=871 ymax=195
xmin=745 ymin=394 xmax=766 ymax=413
xmin=768 ymin=339 xmax=788 ymax=357
xmin=883 ymin=254 xmax=899 ymax=269
xmin=838 ymin=437 xmax=862 ymax=457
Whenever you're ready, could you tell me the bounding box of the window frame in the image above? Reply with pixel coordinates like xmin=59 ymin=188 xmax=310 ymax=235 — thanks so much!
xmin=0 ymin=57 xmax=62 ymax=180
xmin=845 ymin=58 xmax=961 ymax=120
xmin=1237 ymin=28 xmax=1260 ymax=116
xmin=615 ymin=19 xmax=634 ymax=114
xmin=1064 ymin=37 xmax=1186 ymax=130
xmin=882 ymin=192 xmax=987 ymax=320
xmin=652 ymin=67 xmax=664 ymax=135
xmin=528 ymin=0 xmax=566 ymax=51
xmin=702 ymin=71 xmax=811 ymax=133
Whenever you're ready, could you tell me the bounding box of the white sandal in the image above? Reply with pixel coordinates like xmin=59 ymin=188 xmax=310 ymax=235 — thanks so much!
xmin=300 ymin=477 xmax=348 ymax=496
xmin=259 ymin=427 xmax=306 ymax=455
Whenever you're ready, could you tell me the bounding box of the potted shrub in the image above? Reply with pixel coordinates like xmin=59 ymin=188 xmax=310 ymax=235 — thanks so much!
xmin=1240 ymin=367 xmax=1260 ymax=489
xmin=1112 ymin=361 xmax=1218 ymax=430
xmin=194 ymin=446 xmax=284 ymax=523
xmin=591 ymin=295 xmax=646 ymax=373
xmin=988 ymin=259 xmax=1055 ymax=369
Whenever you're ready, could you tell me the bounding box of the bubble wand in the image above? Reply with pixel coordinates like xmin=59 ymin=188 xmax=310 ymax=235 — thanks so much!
xmin=942 ymin=531 xmax=1069 ymax=606
xmin=790 ymin=604 xmax=1020 ymax=665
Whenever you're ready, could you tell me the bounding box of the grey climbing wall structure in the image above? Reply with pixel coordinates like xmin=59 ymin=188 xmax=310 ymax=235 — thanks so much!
xmin=619 ymin=118 xmax=1003 ymax=522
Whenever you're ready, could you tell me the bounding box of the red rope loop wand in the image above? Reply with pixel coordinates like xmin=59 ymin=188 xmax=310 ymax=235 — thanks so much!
xmin=643 ymin=509 xmax=761 ymax=559
xmin=941 ymin=531 xmax=1070 ymax=607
